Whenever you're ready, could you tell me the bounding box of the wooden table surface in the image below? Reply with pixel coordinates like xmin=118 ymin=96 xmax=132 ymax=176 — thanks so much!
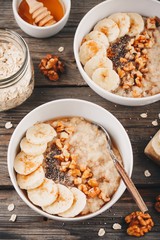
xmin=0 ymin=0 xmax=160 ymax=239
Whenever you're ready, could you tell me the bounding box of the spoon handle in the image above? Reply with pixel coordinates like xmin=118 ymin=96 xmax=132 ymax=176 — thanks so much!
xmin=112 ymin=155 xmax=148 ymax=213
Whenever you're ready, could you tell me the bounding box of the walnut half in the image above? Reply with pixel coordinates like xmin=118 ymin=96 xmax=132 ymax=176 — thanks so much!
xmin=39 ymin=54 xmax=65 ymax=81
xmin=155 ymin=195 xmax=160 ymax=213
xmin=125 ymin=211 xmax=154 ymax=237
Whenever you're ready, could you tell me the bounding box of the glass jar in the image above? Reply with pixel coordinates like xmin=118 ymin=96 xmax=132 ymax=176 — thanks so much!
xmin=0 ymin=29 xmax=34 ymax=111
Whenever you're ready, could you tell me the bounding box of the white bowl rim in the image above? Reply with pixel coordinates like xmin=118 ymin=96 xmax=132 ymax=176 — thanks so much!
xmin=12 ymin=0 xmax=71 ymax=30
xmin=73 ymin=0 xmax=160 ymax=105
xmin=8 ymin=98 xmax=133 ymax=221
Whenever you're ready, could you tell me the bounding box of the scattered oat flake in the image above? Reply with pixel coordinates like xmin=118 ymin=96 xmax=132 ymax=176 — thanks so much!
xmin=58 ymin=46 xmax=64 ymax=52
xmin=140 ymin=113 xmax=147 ymax=118
xmin=5 ymin=121 xmax=13 ymax=129
xmin=144 ymin=170 xmax=151 ymax=177
xmin=98 ymin=228 xmax=105 ymax=237
xmin=152 ymin=119 xmax=158 ymax=126
xmin=9 ymin=214 xmax=17 ymax=222
xmin=8 ymin=203 xmax=14 ymax=212
xmin=112 ymin=223 xmax=122 ymax=230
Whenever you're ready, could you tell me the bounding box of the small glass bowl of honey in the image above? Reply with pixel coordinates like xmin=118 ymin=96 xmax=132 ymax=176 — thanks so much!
xmin=12 ymin=0 xmax=71 ymax=38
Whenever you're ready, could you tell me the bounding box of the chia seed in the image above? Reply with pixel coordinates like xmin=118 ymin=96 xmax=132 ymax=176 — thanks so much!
xmin=107 ymin=35 xmax=131 ymax=68
xmin=43 ymin=143 xmax=73 ymax=186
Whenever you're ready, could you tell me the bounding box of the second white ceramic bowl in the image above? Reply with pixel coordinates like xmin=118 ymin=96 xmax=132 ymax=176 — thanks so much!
xmin=74 ymin=0 xmax=160 ymax=106
xmin=12 ymin=0 xmax=71 ymax=38
xmin=8 ymin=99 xmax=133 ymax=221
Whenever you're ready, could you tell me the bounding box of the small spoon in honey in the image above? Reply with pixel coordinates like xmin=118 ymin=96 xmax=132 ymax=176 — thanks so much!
xmin=94 ymin=122 xmax=148 ymax=213
xmin=26 ymin=0 xmax=56 ymax=27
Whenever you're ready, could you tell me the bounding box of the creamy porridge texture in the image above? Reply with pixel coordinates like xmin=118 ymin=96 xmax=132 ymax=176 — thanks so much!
xmin=79 ymin=13 xmax=160 ymax=98
xmin=67 ymin=118 xmax=121 ymax=214
xmin=146 ymin=29 xmax=160 ymax=95
xmin=14 ymin=117 xmax=122 ymax=217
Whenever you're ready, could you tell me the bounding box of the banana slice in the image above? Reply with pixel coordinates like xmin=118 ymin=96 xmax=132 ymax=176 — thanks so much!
xmin=127 ymin=13 xmax=144 ymax=37
xmin=82 ymin=30 xmax=109 ymax=48
xmin=58 ymin=187 xmax=86 ymax=218
xmin=92 ymin=67 xmax=120 ymax=92
xmin=17 ymin=166 xmax=45 ymax=190
xmin=20 ymin=137 xmax=47 ymax=156
xmin=42 ymin=184 xmax=74 ymax=214
xmin=84 ymin=55 xmax=113 ymax=78
xmin=94 ymin=18 xmax=120 ymax=42
xmin=14 ymin=151 xmax=43 ymax=175
xmin=27 ymin=178 xmax=58 ymax=207
xmin=108 ymin=13 xmax=130 ymax=37
xmin=26 ymin=123 xmax=57 ymax=145
xmin=79 ymin=40 xmax=106 ymax=66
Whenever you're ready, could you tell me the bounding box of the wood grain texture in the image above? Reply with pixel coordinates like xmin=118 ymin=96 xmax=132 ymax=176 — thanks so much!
xmin=0 ymin=189 xmax=160 ymax=240
xmin=0 ymin=0 xmax=160 ymax=239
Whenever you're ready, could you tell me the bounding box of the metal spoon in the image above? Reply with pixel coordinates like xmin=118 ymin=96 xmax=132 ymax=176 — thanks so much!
xmin=95 ymin=122 xmax=148 ymax=213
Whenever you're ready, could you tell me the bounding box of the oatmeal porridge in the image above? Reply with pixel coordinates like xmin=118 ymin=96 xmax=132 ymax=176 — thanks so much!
xmin=14 ymin=117 xmax=122 ymax=217
xmin=79 ymin=13 xmax=160 ymax=98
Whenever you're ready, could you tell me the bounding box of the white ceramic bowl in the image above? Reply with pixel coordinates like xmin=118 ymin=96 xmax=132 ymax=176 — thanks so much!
xmin=74 ymin=0 xmax=160 ymax=106
xmin=12 ymin=0 xmax=71 ymax=38
xmin=8 ymin=99 xmax=133 ymax=221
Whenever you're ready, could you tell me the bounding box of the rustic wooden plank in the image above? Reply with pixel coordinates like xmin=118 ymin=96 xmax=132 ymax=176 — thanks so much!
xmin=0 ymin=0 xmax=87 ymax=87
xmin=0 ymin=87 xmax=160 ymax=187
xmin=0 ymin=0 xmax=106 ymax=87
xmin=0 ymin=189 xmax=160 ymax=240
xmin=0 ymin=0 xmax=160 ymax=239
xmin=0 ymin=87 xmax=159 ymax=127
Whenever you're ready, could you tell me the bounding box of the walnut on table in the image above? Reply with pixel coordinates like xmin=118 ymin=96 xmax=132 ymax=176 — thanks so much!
xmin=155 ymin=195 xmax=160 ymax=213
xmin=125 ymin=211 xmax=154 ymax=237
xmin=144 ymin=130 xmax=160 ymax=166
xmin=39 ymin=54 xmax=65 ymax=81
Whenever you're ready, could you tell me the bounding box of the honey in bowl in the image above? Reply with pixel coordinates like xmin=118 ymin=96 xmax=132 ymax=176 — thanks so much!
xmin=18 ymin=0 xmax=64 ymax=26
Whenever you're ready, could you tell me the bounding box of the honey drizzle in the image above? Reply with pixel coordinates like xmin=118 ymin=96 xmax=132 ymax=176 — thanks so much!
xmin=18 ymin=0 xmax=64 ymax=26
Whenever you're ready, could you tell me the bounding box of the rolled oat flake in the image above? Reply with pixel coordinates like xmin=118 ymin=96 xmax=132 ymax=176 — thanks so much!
xmin=112 ymin=223 xmax=122 ymax=230
xmin=9 ymin=214 xmax=17 ymax=222
xmin=5 ymin=121 xmax=13 ymax=129
xmin=0 ymin=29 xmax=34 ymax=111
xmin=98 ymin=228 xmax=105 ymax=237
xmin=7 ymin=203 xmax=15 ymax=212
xmin=144 ymin=170 xmax=151 ymax=177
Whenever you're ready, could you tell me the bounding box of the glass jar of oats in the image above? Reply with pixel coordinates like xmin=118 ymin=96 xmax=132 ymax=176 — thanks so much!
xmin=0 ymin=29 xmax=34 ymax=111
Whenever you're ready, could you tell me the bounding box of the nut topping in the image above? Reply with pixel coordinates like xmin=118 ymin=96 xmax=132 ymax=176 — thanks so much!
xmin=39 ymin=54 xmax=65 ymax=81
xmin=155 ymin=195 xmax=160 ymax=212
xmin=125 ymin=211 xmax=154 ymax=237
xmin=106 ymin=17 xmax=159 ymax=97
